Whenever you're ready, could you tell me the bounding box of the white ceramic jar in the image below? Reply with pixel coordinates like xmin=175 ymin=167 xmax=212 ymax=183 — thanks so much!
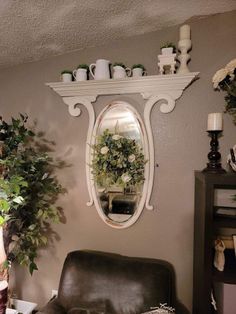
xmin=132 ymin=67 xmax=147 ymax=77
xmin=61 ymin=72 xmax=72 ymax=82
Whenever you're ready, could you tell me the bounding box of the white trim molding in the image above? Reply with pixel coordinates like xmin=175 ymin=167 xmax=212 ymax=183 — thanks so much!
xmin=46 ymin=73 xmax=199 ymax=227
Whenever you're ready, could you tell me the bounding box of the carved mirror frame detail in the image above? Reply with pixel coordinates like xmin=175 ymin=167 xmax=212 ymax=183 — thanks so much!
xmin=47 ymin=73 xmax=198 ymax=227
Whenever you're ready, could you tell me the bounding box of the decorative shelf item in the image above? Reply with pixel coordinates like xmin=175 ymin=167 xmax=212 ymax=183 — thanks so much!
xmin=46 ymin=73 xmax=199 ymax=228
xmin=202 ymin=113 xmax=226 ymax=173
xmin=157 ymin=53 xmax=177 ymax=75
xmin=177 ymin=24 xmax=192 ymax=74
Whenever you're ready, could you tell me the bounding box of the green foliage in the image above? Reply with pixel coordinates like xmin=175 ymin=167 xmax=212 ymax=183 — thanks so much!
xmin=61 ymin=70 xmax=72 ymax=75
xmin=77 ymin=64 xmax=89 ymax=70
xmin=0 ymin=115 xmax=64 ymax=275
xmin=160 ymin=42 xmax=176 ymax=51
xmin=218 ymin=73 xmax=236 ymax=120
xmin=113 ymin=62 xmax=126 ymax=69
xmin=91 ymin=129 xmax=146 ymax=189
xmin=224 ymin=83 xmax=236 ymax=124
xmin=131 ymin=64 xmax=146 ymax=71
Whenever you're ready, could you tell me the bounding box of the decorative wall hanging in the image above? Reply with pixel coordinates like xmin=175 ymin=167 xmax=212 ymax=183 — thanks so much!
xmin=46 ymin=73 xmax=198 ymax=228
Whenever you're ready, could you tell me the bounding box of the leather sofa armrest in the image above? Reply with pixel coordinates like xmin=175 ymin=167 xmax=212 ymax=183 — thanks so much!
xmin=38 ymin=298 xmax=66 ymax=314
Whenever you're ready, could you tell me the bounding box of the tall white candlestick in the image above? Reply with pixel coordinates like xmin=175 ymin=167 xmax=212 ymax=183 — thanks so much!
xmin=207 ymin=113 xmax=223 ymax=131
xmin=179 ymin=24 xmax=191 ymax=40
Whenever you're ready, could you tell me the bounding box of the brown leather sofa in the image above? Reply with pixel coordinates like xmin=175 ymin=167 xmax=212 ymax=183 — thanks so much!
xmin=40 ymin=250 xmax=183 ymax=314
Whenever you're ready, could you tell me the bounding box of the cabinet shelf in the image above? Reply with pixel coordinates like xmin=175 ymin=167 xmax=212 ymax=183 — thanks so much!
xmin=193 ymin=171 xmax=236 ymax=314
xmin=213 ymin=216 xmax=236 ymax=228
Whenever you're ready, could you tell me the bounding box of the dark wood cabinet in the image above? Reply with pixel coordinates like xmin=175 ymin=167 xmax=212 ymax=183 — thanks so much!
xmin=193 ymin=171 xmax=236 ymax=314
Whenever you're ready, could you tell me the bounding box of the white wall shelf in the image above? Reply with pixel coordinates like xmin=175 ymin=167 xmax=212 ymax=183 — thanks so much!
xmin=46 ymin=73 xmax=199 ymax=116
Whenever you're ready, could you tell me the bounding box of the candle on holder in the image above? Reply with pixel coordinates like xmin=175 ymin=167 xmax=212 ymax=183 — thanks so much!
xmin=207 ymin=113 xmax=223 ymax=131
xmin=179 ymin=24 xmax=191 ymax=40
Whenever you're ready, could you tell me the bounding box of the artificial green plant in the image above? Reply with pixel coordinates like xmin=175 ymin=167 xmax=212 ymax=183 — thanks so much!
xmin=0 ymin=114 xmax=64 ymax=276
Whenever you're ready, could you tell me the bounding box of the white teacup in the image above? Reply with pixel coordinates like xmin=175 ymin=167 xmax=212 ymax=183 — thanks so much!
xmin=132 ymin=67 xmax=147 ymax=77
xmin=73 ymin=68 xmax=88 ymax=81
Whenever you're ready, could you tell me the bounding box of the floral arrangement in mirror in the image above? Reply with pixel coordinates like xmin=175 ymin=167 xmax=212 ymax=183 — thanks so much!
xmin=91 ymin=129 xmax=146 ymax=189
xmin=212 ymin=58 xmax=236 ymax=125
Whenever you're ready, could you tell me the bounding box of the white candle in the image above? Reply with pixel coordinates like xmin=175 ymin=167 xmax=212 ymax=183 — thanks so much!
xmin=179 ymin=24 xmax=191 ymax=40
xmin=207 ymin=113 xmax=223 ymax=131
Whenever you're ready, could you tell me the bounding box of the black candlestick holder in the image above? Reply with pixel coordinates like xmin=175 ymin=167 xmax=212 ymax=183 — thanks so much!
xmin=202 ymin=130 xmax=226 ymax=173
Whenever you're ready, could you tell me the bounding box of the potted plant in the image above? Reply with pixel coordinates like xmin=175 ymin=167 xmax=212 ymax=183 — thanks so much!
xmin=131 ymin=64 xmax=147 ymax=77
xmin=0 ymin=115 xmax=64 ymax=313
xmin=160 ymin=42 xmax=176 ymax=55
xmin=113 ymin=62 xmax=126 ymax=69
xmin=60 ymin=70 xmax=72 ymax=82
xmin=113 ymin=63 xmax=131 ymax=78
xmin=73 ymin=64 xmax=89 ymax=81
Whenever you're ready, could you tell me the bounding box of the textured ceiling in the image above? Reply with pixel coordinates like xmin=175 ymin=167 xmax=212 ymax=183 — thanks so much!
xmin=1 ymin=0 xmax=236 ymax=68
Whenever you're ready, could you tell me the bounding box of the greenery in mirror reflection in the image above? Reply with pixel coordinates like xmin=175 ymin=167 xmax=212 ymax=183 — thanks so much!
xmin=92 ymin=129 xmax=146 ymax=189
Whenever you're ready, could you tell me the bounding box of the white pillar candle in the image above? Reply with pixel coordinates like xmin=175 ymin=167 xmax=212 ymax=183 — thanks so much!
xmin=179 ymin=24 xmax=191 ymax=40
xmin=207 ymin=113 xmax=223 ymax=131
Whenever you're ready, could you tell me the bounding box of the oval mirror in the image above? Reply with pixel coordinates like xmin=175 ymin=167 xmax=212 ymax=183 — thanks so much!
xmin=90 ymin=101 xmax=149 ymax=228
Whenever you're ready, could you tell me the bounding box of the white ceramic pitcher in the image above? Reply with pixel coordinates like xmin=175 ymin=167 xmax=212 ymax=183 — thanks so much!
xmin=73 ymin=68 xmax=87 ymax=81
xmin=89 ymin=59 xmax=111 ymax=80
xmin=113 ymin=65 xmax=131 ymax=79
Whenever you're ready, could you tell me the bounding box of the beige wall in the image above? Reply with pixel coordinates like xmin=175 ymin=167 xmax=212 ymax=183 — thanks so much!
xmin=0 ymin=10 xmax=236 ymax=312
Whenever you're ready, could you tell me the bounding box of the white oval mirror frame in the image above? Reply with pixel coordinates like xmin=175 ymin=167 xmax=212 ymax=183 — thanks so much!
xmin=89 ymin=101 xmax=149 ymax=229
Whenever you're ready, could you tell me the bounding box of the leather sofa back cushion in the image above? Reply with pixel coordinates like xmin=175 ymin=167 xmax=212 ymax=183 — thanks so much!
xmin=58 ymin=251 xmax=174 ymax=314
